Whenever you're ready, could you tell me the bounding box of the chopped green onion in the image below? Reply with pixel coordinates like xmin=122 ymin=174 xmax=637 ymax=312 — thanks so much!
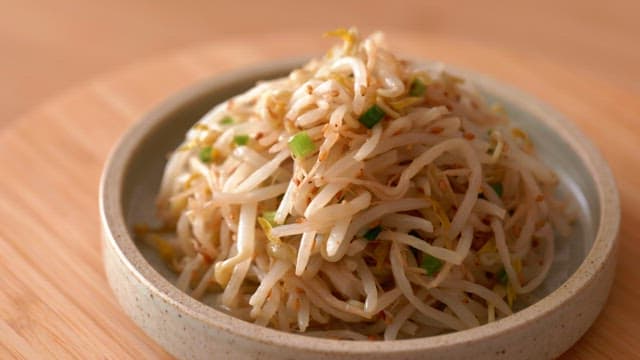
xmin=363 ymin=226 xmax=382 ymax=241
xmin=199 ymin=146 xmax=213 ymax=163
xmin=288 ymin=131 xmax=316 ymax=158
xmin=219 ymin=116 xmax=234 ymax=125
xmin=497 ymin=268 xmax=508 ymax=285
xmin=233 ymin=134 xmax=250 ymax=146
xmin=409 ymin=78 xmax=427 ymax=97
xmin=421 ymin=255 xmax=443 ymax=275
xmin=490 ymin=183 xmax=503 ymax=197
xmin=262 ymin=211 xmax=277 ymax=226
xmin=358 ymin=105 xmax=385 ymax=129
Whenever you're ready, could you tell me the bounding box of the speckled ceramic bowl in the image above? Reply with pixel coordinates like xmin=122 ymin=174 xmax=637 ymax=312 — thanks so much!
xmin=99 ymin=59 xmax=620 ymax=360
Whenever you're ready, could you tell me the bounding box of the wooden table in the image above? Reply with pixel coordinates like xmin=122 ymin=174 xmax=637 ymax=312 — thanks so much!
xmin=2 ymin=1 xmax=639 ymax=127
xmin=0 ymin=32 xmax=638 ymax=359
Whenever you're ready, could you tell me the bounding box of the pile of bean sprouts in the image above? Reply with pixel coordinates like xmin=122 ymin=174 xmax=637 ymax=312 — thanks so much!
xmin=141 ymin=28 xmax=571 ymax=340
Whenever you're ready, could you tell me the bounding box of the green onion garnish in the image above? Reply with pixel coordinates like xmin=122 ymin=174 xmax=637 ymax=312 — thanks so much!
xmin=497 ymin=268 xmax=508 ymax=285
xmin=409 ymin=78 xmax=427 ymax=97
xmin=262 ymin=211 xmax=277 ymax=226
xmin=490 ymin=183 xmax=503 ymax=197
xmin=233 ymin=134 xmax=250 ymax=146
xmin=421 ymin=255 xmax=443 ymax=275
xmin=288 ymin=131 xmax=316 ymax=158
xmin=363 ymin=225 xmax=382 ymax=241
xmin=199 ymin=146 xmax=213 ymax=163
xmin=358 ymin=105 xmax=385 ymax=129
xmin=219 ymin=116 xmax=234 ymax=125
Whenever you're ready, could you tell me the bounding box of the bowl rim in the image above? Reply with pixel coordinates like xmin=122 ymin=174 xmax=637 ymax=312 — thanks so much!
xmin=99 ymin=58 xmax=620 ymax=354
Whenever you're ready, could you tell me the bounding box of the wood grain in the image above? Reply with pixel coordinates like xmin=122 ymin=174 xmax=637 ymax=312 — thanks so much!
xmin=0 ymin=33 xmax=638 ymax=359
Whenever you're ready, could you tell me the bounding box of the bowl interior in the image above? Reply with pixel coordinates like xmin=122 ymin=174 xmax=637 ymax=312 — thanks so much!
xmin=121 ymin=61 xmax=600 ymax=318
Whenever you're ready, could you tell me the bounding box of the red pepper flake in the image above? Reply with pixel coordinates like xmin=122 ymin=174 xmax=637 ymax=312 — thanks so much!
xmin=438 ymin=179 xmax=448 ymax=191
xmin=463 ymin=132 xmax=475 ymax=140
xmin=430 ymin=126 xmax=444 ymax=134
xmin=202 ymin=252 xmax=214 ymax=263
xmin=512 ymin=225 xmax=522 ymax=237
xmin=536 ymin=194 xmax=545 ymax=202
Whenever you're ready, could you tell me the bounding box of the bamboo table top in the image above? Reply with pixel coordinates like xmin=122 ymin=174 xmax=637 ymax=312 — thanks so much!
xmin=0 ymin=32 xmax=638 ymax=359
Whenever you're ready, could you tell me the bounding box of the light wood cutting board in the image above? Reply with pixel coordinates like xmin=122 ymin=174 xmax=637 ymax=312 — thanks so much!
xmin=0 ymin=32 xmax=638 ymax=359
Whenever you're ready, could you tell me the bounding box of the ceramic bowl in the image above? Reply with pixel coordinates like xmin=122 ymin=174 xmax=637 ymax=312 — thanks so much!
xmin=99 ymin=59 xmax=620 ymax=360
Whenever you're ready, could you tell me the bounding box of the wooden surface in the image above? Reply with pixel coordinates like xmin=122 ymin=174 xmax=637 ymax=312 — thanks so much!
xmin=0 ymin=32 xmax=639 ymax=359
xmin=1 ymin=0 xmax=640 ymax=127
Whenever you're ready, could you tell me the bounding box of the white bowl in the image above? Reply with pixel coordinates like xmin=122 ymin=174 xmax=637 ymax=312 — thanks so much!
xmin=100 ymin=59 xmax=619 ymax=359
